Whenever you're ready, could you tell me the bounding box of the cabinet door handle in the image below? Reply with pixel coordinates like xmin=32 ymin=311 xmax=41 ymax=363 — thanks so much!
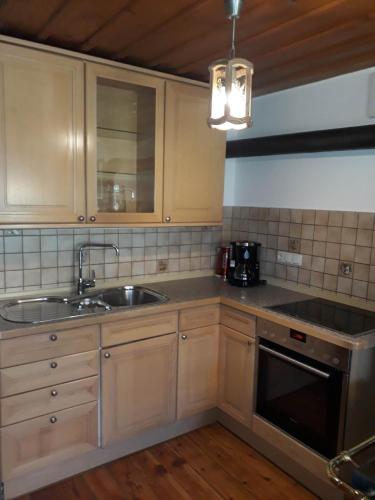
xmin=90 ymin=216 xmax=96 ymax=222
xmin=49 ymin=334 xmax=58 ymax=341
xmin=181 ymin=334 xmax=188 ymax=340
xmin=50 ymin=361 xmax=58 ymax=369
xmin=50 ymin=389 xmax=58 ymax=397
xmin=104 ymin=352 xmax=111 ymax=359
xmin=50 ymin=416 xmax=57 ymax=424
xmin=78 ymin=215 xmax=85 ymax=222
xmin=165 ymin=216 xmax=171 ymax=222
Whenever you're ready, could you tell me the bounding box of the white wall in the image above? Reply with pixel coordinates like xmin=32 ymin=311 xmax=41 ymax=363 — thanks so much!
xmin=223 ymin=67 xmax=375 ymax=210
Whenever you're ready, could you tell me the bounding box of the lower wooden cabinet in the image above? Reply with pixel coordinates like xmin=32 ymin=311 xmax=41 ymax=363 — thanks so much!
xmin=218 ymin=326 xmax=255 ymax=426
xmin=0 ymin=401 xmax=98 ymax=480
xmin=101 ymin=333 xmax=177 ymax=445
xmin=177 ymin=325 xmax=219 ymax=419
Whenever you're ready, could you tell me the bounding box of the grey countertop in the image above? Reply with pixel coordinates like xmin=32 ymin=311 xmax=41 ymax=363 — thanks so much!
xmin=0 ymin=276 xmax=374 ymax=350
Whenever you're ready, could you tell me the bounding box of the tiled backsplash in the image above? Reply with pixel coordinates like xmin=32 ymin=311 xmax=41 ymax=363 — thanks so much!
xmin=223 ymin=206 xmax=375 ymax=304
xmin=0 ymin=226 xmax=221 ymax=294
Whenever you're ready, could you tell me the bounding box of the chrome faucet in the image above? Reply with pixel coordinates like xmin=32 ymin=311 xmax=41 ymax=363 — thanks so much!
xmin=77 ymin=243 xmax=119 ymax=295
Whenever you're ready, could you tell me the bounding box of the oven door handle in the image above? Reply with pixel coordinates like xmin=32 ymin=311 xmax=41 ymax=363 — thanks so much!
xmin=259 ymin=344 xmax=330 ymax=379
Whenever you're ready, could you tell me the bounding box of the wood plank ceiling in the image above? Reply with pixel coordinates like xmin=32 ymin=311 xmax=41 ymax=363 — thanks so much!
xmin=0 ymin=0 xmax=374 ymax=95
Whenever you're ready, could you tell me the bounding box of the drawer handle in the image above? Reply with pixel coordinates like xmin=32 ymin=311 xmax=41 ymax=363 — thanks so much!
xmin=51 ymin=389 xmax=58 ymax=397
xmin=104 ymin=352 xmax=111 ymax=359
xmin=49 ymin=334 xmax=58 ymax=341
xmin=50 ymin=416 xmax=57 ymax=424
xmin=50 ymin=361 xmax=58 ymax=369
xmin=181 ymin=334 xmax=188 ymax=340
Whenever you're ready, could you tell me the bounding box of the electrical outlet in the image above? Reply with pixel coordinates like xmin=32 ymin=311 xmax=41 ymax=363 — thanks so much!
xmin=277 ymin=251 xmax=302 ymax=267
xmin=340 ymin=262 xmax=353 ymax=276
xmin=4 ymin=229 xmax=21 ymax=236
xmin=157 ymin=260 xmax=168 ymax=272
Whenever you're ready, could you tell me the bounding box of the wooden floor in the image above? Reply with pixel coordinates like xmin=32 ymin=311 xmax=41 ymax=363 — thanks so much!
xmin=17 ymin=423 xmax=317 ymax=500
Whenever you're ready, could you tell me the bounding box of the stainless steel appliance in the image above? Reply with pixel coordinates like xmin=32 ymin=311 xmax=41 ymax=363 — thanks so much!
xmin=256 ymin=318 xmax=375 ymax=459
xmin=228 ymin=240 xmax=261 ymax=287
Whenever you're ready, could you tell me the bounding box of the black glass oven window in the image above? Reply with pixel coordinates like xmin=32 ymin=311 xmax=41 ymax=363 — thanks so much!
xmin=269 ymin=298 xmax=375 ymax=336
xmin=256 ymin=339 xmax=343 ymax=458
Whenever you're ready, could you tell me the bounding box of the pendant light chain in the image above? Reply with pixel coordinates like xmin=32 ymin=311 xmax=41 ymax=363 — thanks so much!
xmin=230 ymin=16 xmax=236 ymax=59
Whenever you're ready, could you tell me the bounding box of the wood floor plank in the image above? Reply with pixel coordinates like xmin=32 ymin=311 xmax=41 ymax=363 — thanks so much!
xmin=203 ymin=424 xmax=318 ymax=500
xmin=149 ymin=440 xmax=224 ymax=500
xmin=15 ymin=423 xmax=317 ymax=500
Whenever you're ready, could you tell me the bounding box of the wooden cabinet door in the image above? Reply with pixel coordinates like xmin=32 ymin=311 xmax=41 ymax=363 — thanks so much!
xmin=177 ymin=325 xmax=219 ymax=419
xmin=218 ymin=326 xmax=255 ymax=426
xmin=86 ymin=63 xmax=165 ymax=224
xmin=102 ymin=333 xmax=177 ymax=445
xmin=163 ymin=81 xmax=226 ymax=224
xmin=0 ymin=401 xmax=98 ymax=480
xmin=0 ymin=43 xmax=85 ymax=223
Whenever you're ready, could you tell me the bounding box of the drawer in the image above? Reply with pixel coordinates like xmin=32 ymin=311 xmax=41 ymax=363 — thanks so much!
xmin=0 ymin=350 xmax=99 ymax=397
xmin=102 ymin=312 xmax=178 ymax=347
xmin=0 ymin=324 xmax=99 ymax=368
xmin=257 ymin=318 xmax=289 ymax=338
xmin=179 ymin=305 xmax=220 ymax=331
xmin=220 ymin=306 xmax=256 ymax=338
xmin=1 ymin=376 xmax=98 ymax=426
xmin=0 ymin=401 xmax=98 ymax=480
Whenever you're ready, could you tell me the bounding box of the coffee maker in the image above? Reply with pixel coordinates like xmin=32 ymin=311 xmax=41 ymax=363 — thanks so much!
xmin=228 ymin=241 xmax=261 ymax=287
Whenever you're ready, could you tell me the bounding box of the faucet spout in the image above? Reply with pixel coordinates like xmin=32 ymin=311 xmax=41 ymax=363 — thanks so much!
xmin=77 ymin=243 xmax=120 ymax=295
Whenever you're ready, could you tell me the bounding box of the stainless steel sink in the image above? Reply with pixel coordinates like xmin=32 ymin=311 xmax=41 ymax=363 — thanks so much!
xmin=0 ymin=286 xmax=168 ymax=324
xmin=0 ymin=296 xmax=71 ymax=324
xmin=94 ymin=286 xmax=168 ymax=308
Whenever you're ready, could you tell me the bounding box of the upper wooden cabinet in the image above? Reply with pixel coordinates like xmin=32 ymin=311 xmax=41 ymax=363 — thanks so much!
xmin=163 ymin=81 xmax=226 ymax=224
xmin=0 ymin=43 xmax=85 ymax=224
xmin=0 ymin=41 xmax=225 ymax=226
xmin=86 ymin=63 xmax=165 ymax=224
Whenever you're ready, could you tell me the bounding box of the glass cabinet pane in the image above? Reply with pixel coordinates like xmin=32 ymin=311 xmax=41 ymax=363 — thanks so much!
xmin=96 ymin=77 xmax=156 ymax=214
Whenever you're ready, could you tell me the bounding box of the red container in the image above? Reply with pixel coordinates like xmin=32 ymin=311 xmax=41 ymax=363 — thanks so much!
xmin=215 ymin=246 xmax=230 ymax=279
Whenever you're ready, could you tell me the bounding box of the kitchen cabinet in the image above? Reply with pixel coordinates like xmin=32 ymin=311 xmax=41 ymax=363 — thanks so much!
xmin=86 ymin=62 xmax=165 ymax=224
xmin=0 ymin=42 xmax=85 ymax=224
xmin=101 ymin=333 xmax=177 ymax=445
xmin=163 ymin=81 xmax=226 ymax=224
xmin=218 ymin=325 xmax=255 ymax=426
xmin=177 ymin=324 xmax=219 ymax=418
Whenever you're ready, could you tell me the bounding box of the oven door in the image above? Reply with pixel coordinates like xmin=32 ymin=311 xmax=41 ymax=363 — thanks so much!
xmin=256 ymin=338 xmax=345 ymax=458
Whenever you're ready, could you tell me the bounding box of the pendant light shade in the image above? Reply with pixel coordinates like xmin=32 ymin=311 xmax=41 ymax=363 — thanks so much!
xmin=208 ymin=57 xmax=253 ymax=130
xmin=208 ymin=0 xmax=254 ymax=131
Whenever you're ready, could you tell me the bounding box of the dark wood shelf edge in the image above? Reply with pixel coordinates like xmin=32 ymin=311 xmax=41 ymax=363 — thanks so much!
xmin=226 ymin=124 xmax=375 ymax=158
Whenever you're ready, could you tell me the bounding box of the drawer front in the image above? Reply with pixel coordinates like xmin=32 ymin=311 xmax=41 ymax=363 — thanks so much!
xmin=0 ymin=325 xmax=99 ymax=368
xmin=102 ymin=312 xmax=178 ymax=347
xmin=179 ymin=305 xmax=220 ymax=331
xmin=0 ymin=401 xmax=98 ymax=480
xmin=220 ymin=306 xmax=256 ymax=338
xmin=0 ymin=350 xmax=99 ymax=397
xmin=1 ymin=376 xmax=98 ymax=426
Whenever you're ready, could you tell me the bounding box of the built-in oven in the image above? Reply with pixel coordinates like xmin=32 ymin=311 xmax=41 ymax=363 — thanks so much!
xmin=256 ymin=319 xmax=351 ymax=459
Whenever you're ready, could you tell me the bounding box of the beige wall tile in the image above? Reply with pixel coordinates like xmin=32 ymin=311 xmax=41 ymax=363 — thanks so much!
xmin=356 ymin=229 xmax=373 ymax=247
xmin=328 ymin=211 xmax=343 ymax=227
xmin=340 ymin=244 xmax=355 ymax=261
xmin=323 ymin=274 xmax=337 ymax=291
xmin=326 ymin=242 xmax=340 ymax=259
xmin=301 ymin=224 xmax=314 ymax=240
xmin=315 ymin=211 xmax=329 ymax=225
xmin=370 ymin=266 xmax=375 ymax=283
xmin=354 ymin=246 xmax=371 ymax=264
xmin=290 ymin=209 xmax=303 ymax=223
xmin=367 ymin=283 xmax=375 ymax=301
xmin=287 ymin=266 xmax=298 ymax=282
xmin=302 ymin=254 xmax=312 ymax=269
xmin=337 ymin=276 xmax=352 ymax=294
xmin=275 ymin=264 xmax=287 ymax=279
xmin=279 ymin=209 xmax=291 ymax=222
xmin=302 ymin=210 xmax=316 ymax=224
xmin=314 ymin=225 xmax=328 ymax=241
xmin=310 ymin=271 xmax=323 ymax=288
xmin=298 ymin=268 xmax=311 ymax=284
xmin=353 ymin=263 xmax=370 ymax=281
xmin=311 ymin=256 xmax=325 ymax=273
xmin=290 ymin=223 xmax=302 ymax=238
xmin=324 ymin=258 xmax=339 ymax=275
xmin=358 ymin=212 xmax=374 ymax=229
xmin=279 ymin=222 xmax=290 ymax=236
xmin=278 ymin=236 xmax=289 ymax=251
xmin=312 ymin=241 xmax=326 ymax=257
xmin=352 ymin=280 xmax=368 ymax=299
xmin=327 ymin=227 xmax=341 ymax=243
xmin=300 ymin=239 xmax=313 ymax=255
xmin=343 ymin=212 xmax=358 ymax=228
xmin=341 ymin=227 xmax=356 ymax=245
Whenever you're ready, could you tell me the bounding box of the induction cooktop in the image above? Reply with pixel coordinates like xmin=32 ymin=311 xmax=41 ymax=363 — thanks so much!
xmin=268 ymin=298 xmax=375 ymax=336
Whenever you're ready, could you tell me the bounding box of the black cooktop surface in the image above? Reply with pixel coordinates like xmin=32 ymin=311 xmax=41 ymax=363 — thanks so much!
xmin=269 ymin=298 xmax=375 ymax=336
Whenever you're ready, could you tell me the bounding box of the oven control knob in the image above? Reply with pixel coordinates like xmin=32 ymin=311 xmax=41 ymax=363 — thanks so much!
xmin=309 ymin=348 xmax=315 ymax=354
xmin=281 ymin=337 xmax=287 ymax=343
xmin=270 ymin=332 xmax=275 ymax=338
xmin=332 ymin=357 xmax=340 ymax=366
xmin=262 ymin=330 xmax=268 ymax=336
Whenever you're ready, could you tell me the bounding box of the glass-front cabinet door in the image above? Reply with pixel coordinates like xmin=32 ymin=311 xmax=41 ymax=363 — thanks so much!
xmin=86 ymin=63 xmax=164 ymax=223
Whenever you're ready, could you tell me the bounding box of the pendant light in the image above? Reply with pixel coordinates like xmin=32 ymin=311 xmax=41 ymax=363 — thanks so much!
xmin=208 ymin=0 xmax=253 ymax=131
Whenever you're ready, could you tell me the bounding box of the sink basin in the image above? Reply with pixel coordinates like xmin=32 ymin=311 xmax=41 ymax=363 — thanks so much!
xmin=94 ymin=286 xmax=168 ymax=308
xmin=0 ymin=297 xmax=70 ymax=324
